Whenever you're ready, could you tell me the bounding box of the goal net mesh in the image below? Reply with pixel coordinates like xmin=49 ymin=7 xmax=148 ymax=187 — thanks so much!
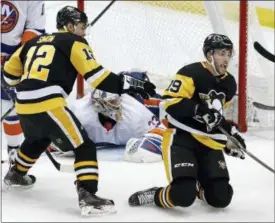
xmin=83 ymin=1 xmax=274 ymax=131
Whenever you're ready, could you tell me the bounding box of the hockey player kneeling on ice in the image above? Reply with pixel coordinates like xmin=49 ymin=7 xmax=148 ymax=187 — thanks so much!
xmin=50 ymin=88 xmax=164 ymax=163
xmin=128 ymin=33 xmax=246 ymax=211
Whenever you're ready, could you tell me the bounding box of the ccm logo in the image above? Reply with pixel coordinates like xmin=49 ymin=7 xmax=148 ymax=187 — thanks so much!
xmin=174 ymin=163 xmax=194 ymax=168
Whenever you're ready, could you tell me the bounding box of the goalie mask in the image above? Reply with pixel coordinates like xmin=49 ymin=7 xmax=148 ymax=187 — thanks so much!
xmin=91 ymin=89 xmax=122 ymax=121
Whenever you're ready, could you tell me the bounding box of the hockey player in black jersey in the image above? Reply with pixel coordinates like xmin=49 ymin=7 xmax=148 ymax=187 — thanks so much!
xmin=128 ymin=33 xmax=246 ymax=210
xmin=2 ymin=5 xmax=155 ymax=216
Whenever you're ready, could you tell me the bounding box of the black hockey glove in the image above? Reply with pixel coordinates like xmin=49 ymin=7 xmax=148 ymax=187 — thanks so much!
xmin=120 ymin=73 xmax=156 ymax=99
xmin=195 ymin=104 xmax=223 ymax=132
xmin=221 ymin=121 xmax=246 ymax=149
xmin=224 ymin=145 xmax=245 ymax=159
xmin=221 ymin=121 xmax=246 ymax=159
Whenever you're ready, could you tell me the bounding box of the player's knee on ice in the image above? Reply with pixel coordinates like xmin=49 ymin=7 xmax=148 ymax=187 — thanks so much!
xmin=169 ymin=177 xmax=197 ymax=207
xmin=204 ymin=179 xmax=234 ymax=208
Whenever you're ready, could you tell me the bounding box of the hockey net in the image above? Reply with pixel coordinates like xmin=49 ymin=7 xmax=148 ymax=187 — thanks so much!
xmin=78 ymin=1 xmax=274 ymax=133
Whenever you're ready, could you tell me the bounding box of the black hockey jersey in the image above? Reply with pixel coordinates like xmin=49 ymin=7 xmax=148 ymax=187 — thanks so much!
xmin=162 ymin=61 xmax=237 ymax=150
xmin=3 ymin=31 xmax=122 ymax=114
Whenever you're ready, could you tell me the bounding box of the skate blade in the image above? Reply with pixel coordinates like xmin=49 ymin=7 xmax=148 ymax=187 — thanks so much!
xmin=81 ymin=205 xmax=116 ymax=216
xmin=2 ymin=182 xmax=34 ymax=192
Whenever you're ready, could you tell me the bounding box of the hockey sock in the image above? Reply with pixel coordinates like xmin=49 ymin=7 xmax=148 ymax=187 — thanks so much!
xmin=14 ymin=138 xmax=50 ymax=175
xmin=3 ymin=115 xmax=23 ymax=147
xmin=154 ymin=186 xmax=175 ymax=208
xmin=74 ymin=141 xmax=98 ymax=194
xmin=14 ymin=148 xmax=39 ymax=175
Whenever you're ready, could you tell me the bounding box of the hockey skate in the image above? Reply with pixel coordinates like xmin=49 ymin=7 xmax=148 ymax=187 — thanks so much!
xmin=128 ymin=187 xmax=159 ymax=206
xmin=3 ymin=165 xmax=36 ymax=190
xmin=76 ymin=181 xmax=116 ymax=216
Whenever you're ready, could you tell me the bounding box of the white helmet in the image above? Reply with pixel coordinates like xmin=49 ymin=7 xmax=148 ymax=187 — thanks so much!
xmin=91 ymin=89 xmax=122 ymax=121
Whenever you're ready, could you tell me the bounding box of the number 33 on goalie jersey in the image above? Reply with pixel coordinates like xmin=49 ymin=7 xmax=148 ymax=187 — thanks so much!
xmin=3 ymin=32 xmax=123 ymax=115
xmin=161 ymin=61 xmax=237 ymax=150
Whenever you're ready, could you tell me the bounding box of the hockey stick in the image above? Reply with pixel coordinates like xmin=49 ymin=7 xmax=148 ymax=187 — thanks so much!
xmin=89 ymin=0 xmax=116 ymax=27
xmin=1 ymin=104 xmax=15 ymax=122
xmin=1 ymin=82 xmax=16 ymax=121
xmin=45 ymin=150 xmax=74 ymax=173
xmin=252 ymin=102 xmax=275 ymax=111
xmin=45 ymin=142 xmax=123 ymax=173
xmin=254 ymin=41 xmax=275 ymax=63
xmin=218 ymin=126 xmax=275 ymax=174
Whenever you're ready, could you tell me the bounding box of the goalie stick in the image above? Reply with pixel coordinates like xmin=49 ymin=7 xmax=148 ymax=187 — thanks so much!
xmin=45 ymin=142 xmax=122 ymax=173
xmin=1 ymin=142 xmax=122 ymax=165
xmin=254 ymin=41 xmax=275 ymax=63
xmin=252 ymin=102 xmax=275 ymax=111
xmin=218 ymin=126 xmax=275 ymax=174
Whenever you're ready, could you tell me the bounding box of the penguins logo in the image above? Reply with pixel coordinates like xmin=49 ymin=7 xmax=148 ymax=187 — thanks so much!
xmin=199 ymin=90 xmax=226 ymax=112
xmin=1 ymin=1 xmax=19 ymax=33
xmin=194 ymin=90 xmax=226 ymax=123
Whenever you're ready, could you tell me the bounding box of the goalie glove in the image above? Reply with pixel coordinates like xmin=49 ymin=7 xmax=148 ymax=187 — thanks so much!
xmin=120 ymin=74 xmax=156 ymax=99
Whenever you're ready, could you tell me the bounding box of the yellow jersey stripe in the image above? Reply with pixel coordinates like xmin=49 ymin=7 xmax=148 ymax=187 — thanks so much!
xmin=191 ymin=133 xmax=226 ymax=150
xmin=49 ymin=107 xmax=84 ymax=148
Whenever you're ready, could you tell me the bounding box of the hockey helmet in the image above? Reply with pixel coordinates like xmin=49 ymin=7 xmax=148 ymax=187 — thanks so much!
xmin=56 ymin=6 xmax=88 ymax=29
xmin=91 ymin=89 xmax=122 ymax=121
xmin=203 ymin=33 xmax=233 ymax=58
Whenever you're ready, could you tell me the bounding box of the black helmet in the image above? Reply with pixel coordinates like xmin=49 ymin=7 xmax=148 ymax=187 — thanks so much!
xmin=56 ymin=6 xmax=88 ymax=29
xmin=203 ymin=33 xmax=233 ymax=57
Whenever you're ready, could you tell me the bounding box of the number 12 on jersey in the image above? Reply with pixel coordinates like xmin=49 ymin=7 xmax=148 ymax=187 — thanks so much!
xmin=21 ymin=45 xmax=56 ymax=82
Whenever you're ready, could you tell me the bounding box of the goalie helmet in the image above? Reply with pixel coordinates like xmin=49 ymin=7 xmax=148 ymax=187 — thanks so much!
xmin=56 ymin=6 xmax=88 ymax=29
xmin=203 ymin=33 xmax=233 ymax=57
xmin=91 ymin=89 xmax=122 ymax=121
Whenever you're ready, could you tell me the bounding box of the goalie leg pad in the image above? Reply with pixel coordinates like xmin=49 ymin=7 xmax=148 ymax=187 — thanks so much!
xmin=124 ymin=135 xmax=162 ymax=163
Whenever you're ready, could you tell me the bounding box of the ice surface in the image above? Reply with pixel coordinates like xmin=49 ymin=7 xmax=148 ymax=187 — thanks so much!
xmin=1 ymin=132 xmax=274 ymax=222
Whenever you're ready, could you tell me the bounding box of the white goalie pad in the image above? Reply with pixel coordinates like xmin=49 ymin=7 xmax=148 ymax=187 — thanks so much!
xmin=123 ymin=133 xmax=163 ymax=163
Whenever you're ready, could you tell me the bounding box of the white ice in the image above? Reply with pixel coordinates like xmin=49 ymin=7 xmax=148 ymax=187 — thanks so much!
xmin=1 ymin=1 xmax=274 ymax=222
xmin=1 ymin=132 xmax=274 ymax=222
